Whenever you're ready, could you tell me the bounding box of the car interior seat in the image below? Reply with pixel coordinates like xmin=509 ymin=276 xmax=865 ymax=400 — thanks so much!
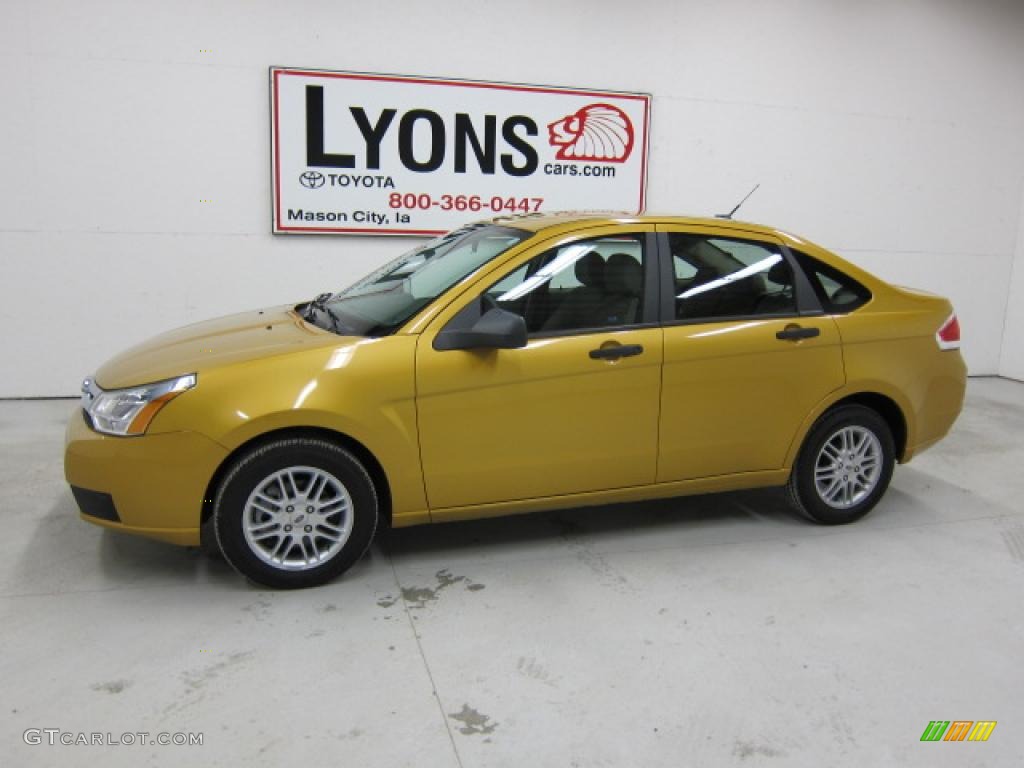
xmin=600 ymin=253 xmax=643 ymax=326
xmin=830 ymin=286 xmax=861 ymax=308
xmin=754 ymin=260 xmax=796 ymax=315
xmin=540 ymin=250 xmax=606 ymax=331
xmin=677 ymin=265 xmax=721 ymax=319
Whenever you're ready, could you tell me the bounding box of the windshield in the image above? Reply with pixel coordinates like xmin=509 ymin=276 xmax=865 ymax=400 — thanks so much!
xmin=306 ymin=224 xmax=531 ymax=336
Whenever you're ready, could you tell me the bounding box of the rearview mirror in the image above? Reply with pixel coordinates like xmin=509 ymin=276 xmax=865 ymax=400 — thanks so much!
xmin=435 ymin=307 xmax=528 ymax=351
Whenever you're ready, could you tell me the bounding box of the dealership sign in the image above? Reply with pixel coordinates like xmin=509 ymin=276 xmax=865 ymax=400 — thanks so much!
xmin=270 ymin=68 xmax=651 ymax=235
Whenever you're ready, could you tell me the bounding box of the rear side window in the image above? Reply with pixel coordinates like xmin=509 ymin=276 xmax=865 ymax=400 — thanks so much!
xmin=792 ymin=250 xmax=871 ymax=314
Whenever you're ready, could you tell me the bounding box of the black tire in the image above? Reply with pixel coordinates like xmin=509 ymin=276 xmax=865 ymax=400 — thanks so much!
xmin=787 ymin=404 xmax=895 ymax=525
xmin=213 ymin=437 xmax=377 ymax=589
xmin=198 ymin=515 xmax=221 ymax=558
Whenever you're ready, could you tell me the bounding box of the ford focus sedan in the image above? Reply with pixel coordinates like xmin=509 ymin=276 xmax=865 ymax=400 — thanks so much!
xmin=65 ymin=213 xmax=966 ymax=588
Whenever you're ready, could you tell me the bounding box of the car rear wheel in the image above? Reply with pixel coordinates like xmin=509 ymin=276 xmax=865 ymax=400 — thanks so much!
xmin=788 ymin=404 xmax=895 ymax=524
xmin=214 ymin=437 xmax=377 ymax=588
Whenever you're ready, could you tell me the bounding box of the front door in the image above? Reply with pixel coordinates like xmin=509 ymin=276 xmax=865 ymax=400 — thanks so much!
xmin=416 ymin=227 xmax=663 ymax=511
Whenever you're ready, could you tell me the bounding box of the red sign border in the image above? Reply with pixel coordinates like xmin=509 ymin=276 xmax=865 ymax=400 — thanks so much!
xmin=270 ymin=67 xmax=651 ymax=236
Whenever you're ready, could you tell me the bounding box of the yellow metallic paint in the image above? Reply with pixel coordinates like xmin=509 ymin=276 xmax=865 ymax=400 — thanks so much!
xmin=64 ymin=412 xmax=227 ymax=544
xmin=655 ymin=223 xmax=847 ymax=480
xmin=658 ymin=316 xmax=846 ymax=480
xmin=94 ymin=305 xmax=330 ymax=389
xmin=148 ymin=333 xmax=429 ymax=526
xmin=417 ymin=327 xmax=665 ymax=511
xmin=429 ymin=469 xmax=791 ymax=524
xmin=65 ymin=214 xmax=966 ymax=544
xmin=416 ymin=223 xmax=662 ymax=514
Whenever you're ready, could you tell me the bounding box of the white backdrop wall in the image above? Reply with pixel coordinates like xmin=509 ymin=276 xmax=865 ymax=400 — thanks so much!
xmin=1001 ymin=193 xmax=1024 ymax=380
xmin=1 ymin=0 xmax=1022 ymax=396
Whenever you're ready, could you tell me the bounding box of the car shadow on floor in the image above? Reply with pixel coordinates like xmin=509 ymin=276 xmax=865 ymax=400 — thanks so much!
xmin=30 ymin=469 xmax=988 ymax=591
xmin=378 ymin=487 xmax=810 ymax=562
xmin=34 ymin=473 xmax=991 ymax=593
xmin=18 ymin=486 xmax=806 ymax=592
xmin=97 ymin=528 xmax=239 ymax=587
xmin=9 ymin=491 xmax=243 ymax=593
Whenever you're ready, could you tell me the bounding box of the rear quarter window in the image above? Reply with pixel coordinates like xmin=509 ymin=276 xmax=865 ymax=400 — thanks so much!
xmin=793 ymin=250 xmax=871 ymax=314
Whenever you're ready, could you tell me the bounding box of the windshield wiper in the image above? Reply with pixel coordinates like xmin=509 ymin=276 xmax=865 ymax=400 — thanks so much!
xmin=303 ymin=292 xmax=344 ymax=334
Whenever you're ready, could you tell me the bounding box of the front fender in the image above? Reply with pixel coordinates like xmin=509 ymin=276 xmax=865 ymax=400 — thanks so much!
xmin=150 ymin=336 xmax=428 ymax=522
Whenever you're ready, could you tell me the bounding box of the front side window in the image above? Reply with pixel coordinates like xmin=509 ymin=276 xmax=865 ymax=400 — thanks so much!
xmin=670 ymin=234 xmax=796 ymax=321
xmin=313 ymin=224 xmax=531 ymax=336
xmin=483 ymin=235 xmax=647 ymax=335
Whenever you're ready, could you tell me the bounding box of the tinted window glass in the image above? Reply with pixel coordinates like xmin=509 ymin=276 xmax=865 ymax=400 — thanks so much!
xmin=320 ymin=224 xmax=531 ymax=335
xmin=792 ymin=250 xmax=871 ymax=313
xmin=483 ymin=235 xmax=647 ymax=334
xmin=670 ymin=235 xmax=796 ymax=320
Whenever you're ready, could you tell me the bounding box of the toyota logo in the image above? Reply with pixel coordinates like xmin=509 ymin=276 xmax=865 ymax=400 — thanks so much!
xmin=299 ymin=171 xmax=325 ymax=189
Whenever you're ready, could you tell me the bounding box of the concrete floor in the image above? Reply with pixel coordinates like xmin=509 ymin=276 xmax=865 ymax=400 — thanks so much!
xmin=1 ymin=378 xmax=1022 ymax=767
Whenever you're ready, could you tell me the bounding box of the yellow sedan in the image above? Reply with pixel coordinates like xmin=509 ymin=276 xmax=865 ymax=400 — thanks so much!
xmin=65 ymin=214 xmax=966 ymax=588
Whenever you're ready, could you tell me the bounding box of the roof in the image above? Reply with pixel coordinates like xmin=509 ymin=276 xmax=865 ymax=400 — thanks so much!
xmin=488 ymin=211 xmax=785 ymax=239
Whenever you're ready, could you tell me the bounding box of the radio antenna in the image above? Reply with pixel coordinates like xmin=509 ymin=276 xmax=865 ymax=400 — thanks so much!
xmin=716 ymin=183 xmax=760 ymax=220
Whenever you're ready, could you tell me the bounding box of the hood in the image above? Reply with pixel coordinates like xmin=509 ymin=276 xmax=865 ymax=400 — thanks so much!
xmin=94 ymin=306 xmax=345 ymax=389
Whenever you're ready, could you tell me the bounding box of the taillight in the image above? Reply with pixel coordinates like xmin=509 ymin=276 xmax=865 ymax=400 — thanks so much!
xmin=936 ymin=312 xmax=960 ymax=350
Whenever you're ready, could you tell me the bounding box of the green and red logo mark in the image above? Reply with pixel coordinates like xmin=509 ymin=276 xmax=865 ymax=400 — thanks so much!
xmin=921 ymin=721 xmax=997 ymax=742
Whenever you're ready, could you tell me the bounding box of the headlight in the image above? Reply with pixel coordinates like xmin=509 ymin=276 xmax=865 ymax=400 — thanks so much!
xmin=81 ymin=374 xmax=196 ymax=436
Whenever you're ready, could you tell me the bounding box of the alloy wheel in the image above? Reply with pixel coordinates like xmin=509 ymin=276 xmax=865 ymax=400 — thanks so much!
xmin=242 ymin=465 xmax=353 ymax=571
xmin=813 ymin=426 xmax=883 ymax=510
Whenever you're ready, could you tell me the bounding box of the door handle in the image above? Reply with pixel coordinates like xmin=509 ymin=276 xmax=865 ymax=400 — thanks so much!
xmin=776 ymin=325 xmax=820 ymax=341
xmin=589 ymin=344 xmax=644 ymax=360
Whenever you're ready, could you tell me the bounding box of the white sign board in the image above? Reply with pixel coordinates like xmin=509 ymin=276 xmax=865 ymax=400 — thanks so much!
xmin=271 ymin=68 xmax=651 ymax=235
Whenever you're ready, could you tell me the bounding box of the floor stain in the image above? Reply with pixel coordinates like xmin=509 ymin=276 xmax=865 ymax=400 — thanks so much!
xmin=449 ymin=703 xmax=498 ymax=735
xmin=1001 ymin=527 xmax=1024 ymax=562
xmin=91 ymin=679 xmax=130 ymax=694
xmin=549 ymin=515 xmax=632 ymax=591
xmin=319 ymin=604 xmax=337 ymax=613
xmin=162 ymin=652 xmax=253 ymax=717
xmin=401 ymin=585 xmax=441 ymax=607
xmin=576 ymin=548 xmax=631 ymax=590
xmin=256 ymin=738 xmax=282 ymax=754
xmin=242 ymin=597 xmax=273 ymax=621
xmin=828 ymin=710 xmax=857 ymax=746
xmin=378 ymin=569 xmax=486 ymax=609
xmin=733 ymin=741 xmax=785 ymax=759
xmin=435 ymin=569 xmax=465 ymax=590
xmin=182 ymin=651 xmax=254 ymax=691
xmin=516 ymin=656 xmax=558 ymax=687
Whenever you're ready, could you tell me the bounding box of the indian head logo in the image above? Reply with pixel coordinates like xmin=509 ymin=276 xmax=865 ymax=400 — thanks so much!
xmin=547 ymin=103 xmax=635 ymax=163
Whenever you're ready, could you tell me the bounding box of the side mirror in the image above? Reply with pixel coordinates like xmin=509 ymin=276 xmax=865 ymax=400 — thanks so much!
xmin=435 ymin=307 xmax=528 ymax=351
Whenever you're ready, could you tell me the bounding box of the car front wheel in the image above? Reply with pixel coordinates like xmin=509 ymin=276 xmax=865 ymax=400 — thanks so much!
xmin=788 ymin=404 xmax=895 ymax=524
xmin=214 ymin=437 xmax=377 ymax=588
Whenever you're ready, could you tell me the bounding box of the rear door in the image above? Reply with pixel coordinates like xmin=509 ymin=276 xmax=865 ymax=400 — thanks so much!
xmin=655 ymin=225 xmax=845 ymax=481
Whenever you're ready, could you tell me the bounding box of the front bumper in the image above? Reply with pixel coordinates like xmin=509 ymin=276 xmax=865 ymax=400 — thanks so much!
xmin=64 ymin=411 xmax=229 ymax=546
